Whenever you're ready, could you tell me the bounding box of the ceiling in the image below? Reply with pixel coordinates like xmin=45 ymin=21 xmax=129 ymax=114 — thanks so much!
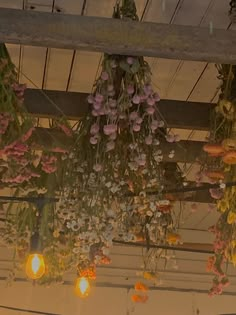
xmin=0 ymin=0 xmax=236 ymax=313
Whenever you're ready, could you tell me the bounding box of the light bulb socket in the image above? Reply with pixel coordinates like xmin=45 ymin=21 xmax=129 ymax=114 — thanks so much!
xmin=30 ymin=232 xmax=42 ymax=253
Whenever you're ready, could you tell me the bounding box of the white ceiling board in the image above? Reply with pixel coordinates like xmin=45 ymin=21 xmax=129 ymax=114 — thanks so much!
xmin=187 ymin=63 xmax=220 ymax=102
xmin=19 ymin=2 xmax=54 ymax=89
xmin=68 ymin=51 xmax=101 ymax=93
xmin=43 ymin=48 xmax=73 ymax=90
xmin=19 ymin=45 xmax=46 ymax=88
xmin=54 ymin=0 xmax=83 ymax=14
xmin=150 ymin=0 xmax=230 ymax=103
xmin=143 ymin=0 xmax=180 ymax=23
xmin=0 ymin=0 xmax=23 ymax=8
xmin=164 ymin=61 xmax=207 ymax=100
xmin=85 ymin=0 xmax=117 ymax=17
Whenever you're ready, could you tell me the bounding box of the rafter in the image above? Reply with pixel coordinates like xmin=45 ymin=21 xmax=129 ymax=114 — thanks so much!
xmin=25 ymin=89 xmax=213 ymax=130
xmin=1 ymin=8 xmax=236 ymax=63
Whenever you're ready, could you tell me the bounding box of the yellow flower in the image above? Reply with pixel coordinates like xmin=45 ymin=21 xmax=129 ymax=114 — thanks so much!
xmin=166 ymin=233 xmax=181 ymax=245
xmin=217 ymin=200 xmax=228 ymax=213
xmin=227 ymin=211 xmax=236 ymax=225
xmin=231 ymin=253 xmax=236 ymax=266
xmin=53 ymin=230 xmax=60 ymax=238
xmin=231 ymin=240 xmax=236 ymax=248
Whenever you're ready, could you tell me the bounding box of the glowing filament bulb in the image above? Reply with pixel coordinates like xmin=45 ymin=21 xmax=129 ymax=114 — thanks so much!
xmin=25 ymin=253 xmax=45 ymax=280
xmin=75 ymin=277 xmax=91 ymax=298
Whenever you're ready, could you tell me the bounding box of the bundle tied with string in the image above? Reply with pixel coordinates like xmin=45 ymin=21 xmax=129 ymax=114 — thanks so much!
xmin=59 ymin=0 xmax=181 ymax=275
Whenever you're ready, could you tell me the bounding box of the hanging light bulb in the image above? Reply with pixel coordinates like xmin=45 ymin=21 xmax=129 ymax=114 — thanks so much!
xmin=25 ymin=232 xmax=45 ymax=280
xmin=25 ymin=253 xmax=45 ymax=280
xmin=74 ymin=277 xmax=91 ymax=298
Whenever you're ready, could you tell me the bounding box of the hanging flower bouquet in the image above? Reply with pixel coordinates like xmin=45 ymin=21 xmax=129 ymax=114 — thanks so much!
xmin=203 ymin=64 xmax=236 ymax=295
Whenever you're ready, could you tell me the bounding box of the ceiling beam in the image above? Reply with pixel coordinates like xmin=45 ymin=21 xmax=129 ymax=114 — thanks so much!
xmin=1 ymin=8 xmax=236 ymax=63
xmin=25 ymin=89 xmax=213 ymax=130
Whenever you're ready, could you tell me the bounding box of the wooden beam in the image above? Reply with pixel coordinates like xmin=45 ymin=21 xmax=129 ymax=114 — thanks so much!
xmin=25 ymin=89 xmax=213 ymax=130
xmin=1 ymin=8 xmax=236 ymax=63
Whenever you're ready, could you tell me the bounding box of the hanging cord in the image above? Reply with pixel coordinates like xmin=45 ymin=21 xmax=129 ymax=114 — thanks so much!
xmin=229 ymin=0 xmax=236 ymax=23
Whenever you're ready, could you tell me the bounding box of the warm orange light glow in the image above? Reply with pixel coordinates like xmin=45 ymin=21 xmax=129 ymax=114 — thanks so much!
xmin=75 ymin=277 xmax=91 ymax=298
xmin=25 ymin=253 xmax=45 ymax=280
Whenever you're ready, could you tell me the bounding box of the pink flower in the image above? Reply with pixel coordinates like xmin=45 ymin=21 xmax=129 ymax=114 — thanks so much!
xmin=103 ymin=124 xmax=117 ymax=136
xmin=95 ymin=93 xmax=104 ymax=103
xmin=143 ymin=84 xmax=152 ymax=96
xmin=90 ymin=123 xmax=100 ymax=135
xmin=101 ymin=71 xmax=109 ymax=80
xmin=109 ymin=132 xmax=117 ymax=140
xmin=165 ymin=134 xmax=175 ymax=143
xmin=58 ymin=123 xmax=73 ymax=137
xmin=127 ymin=85 xmax=134 ymax=95
xmin=135 ymin=117 xmax=143 ymax=124
xmin=92 ymin=110 xmax=99 ymax=117
xmin=90 ymin=137 xmax=98 ymax=145
xmin=127 ymin=57 xmax=134 ymax=65
xmin=145 ymin=136 xmax=153 ymax=145
xmin=132 ymin=124 xmax=141 ymax=132
xmin=93 ymin=102 xmax=102 ymax=110
xmin=153 ymin=93 xmax=160 ymax=102
xmin=146 ymin=107 xmax=155 ymax=115
xmin=132 ymin=95 xmax=140 ymax=104
xmin=209 ymin=188 xmax=223 ymax=200
xmin=150 ymin=120 xmax=159 ymax=131
xmin=21 ymin=127 xmax=35 ymax=142
xmin=93 ymin=163 xmax=102 ymax=172
xmin=147 ymin=98 xmax=155 ymax=106
xmin=129 ymin=111 xmax=138 ymax=121
xmin=51 ymin=147 xmax=68 ymax=154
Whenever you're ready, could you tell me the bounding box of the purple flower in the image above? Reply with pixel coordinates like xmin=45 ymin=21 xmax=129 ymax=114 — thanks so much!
xmin=95 ymin=93 xmax=104 ymax=103
xmin=90 ymin=123 xmax=100 ymax=135
xmin=92 ymin=110 xmax=99 ymax=117
xmin=93 ymin=102 xmax=102 ymax=110
xmin=127 ymin=57 xmax=134 ymax=65
xmin=153 ymin=92 xmax=160 ymax=102
xmin=87 ymin=94 xmax=94 ymax=104
xmin=90 ymin=137 xmax=98 ymax=145
xmin=165 ymin=134 xmax=175 ymax=143
xmin=129 ymin=111 xmax=138 ymax=121
xmin=132 ymin=95 xmax=141 ymax=104
xmin=146 ymin=106 xmax=155 ymax=115
xmin=150 ymin=120 xmax=159 ymax=131
xmin=107 ymin=84 xmax=114 ymax=92
xmin=143 ymin=84 xmax=152 ymax=96
xmin=103 ymin=124 xmax=117 ymax=135
xmin=135 ymin=117 xmax=143 ymax=124
xmin=147 ymin=98 xmax=155 ymax=106
xmin=145 ymin=135 xmax=153 ymax=145
xmin=101 ymin=71 xmax=109 ymax=81
xmin=127 ymin=85 xmax=135 ymax=95
xmin=132 ymin=124 xmax=141 ymax=132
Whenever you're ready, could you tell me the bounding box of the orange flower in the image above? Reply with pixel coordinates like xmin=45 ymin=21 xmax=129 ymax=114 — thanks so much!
xmin=131 ymin=294 xmax=148 ymax=303
xmin=134 ymin=282 xmax=149 ymax=292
